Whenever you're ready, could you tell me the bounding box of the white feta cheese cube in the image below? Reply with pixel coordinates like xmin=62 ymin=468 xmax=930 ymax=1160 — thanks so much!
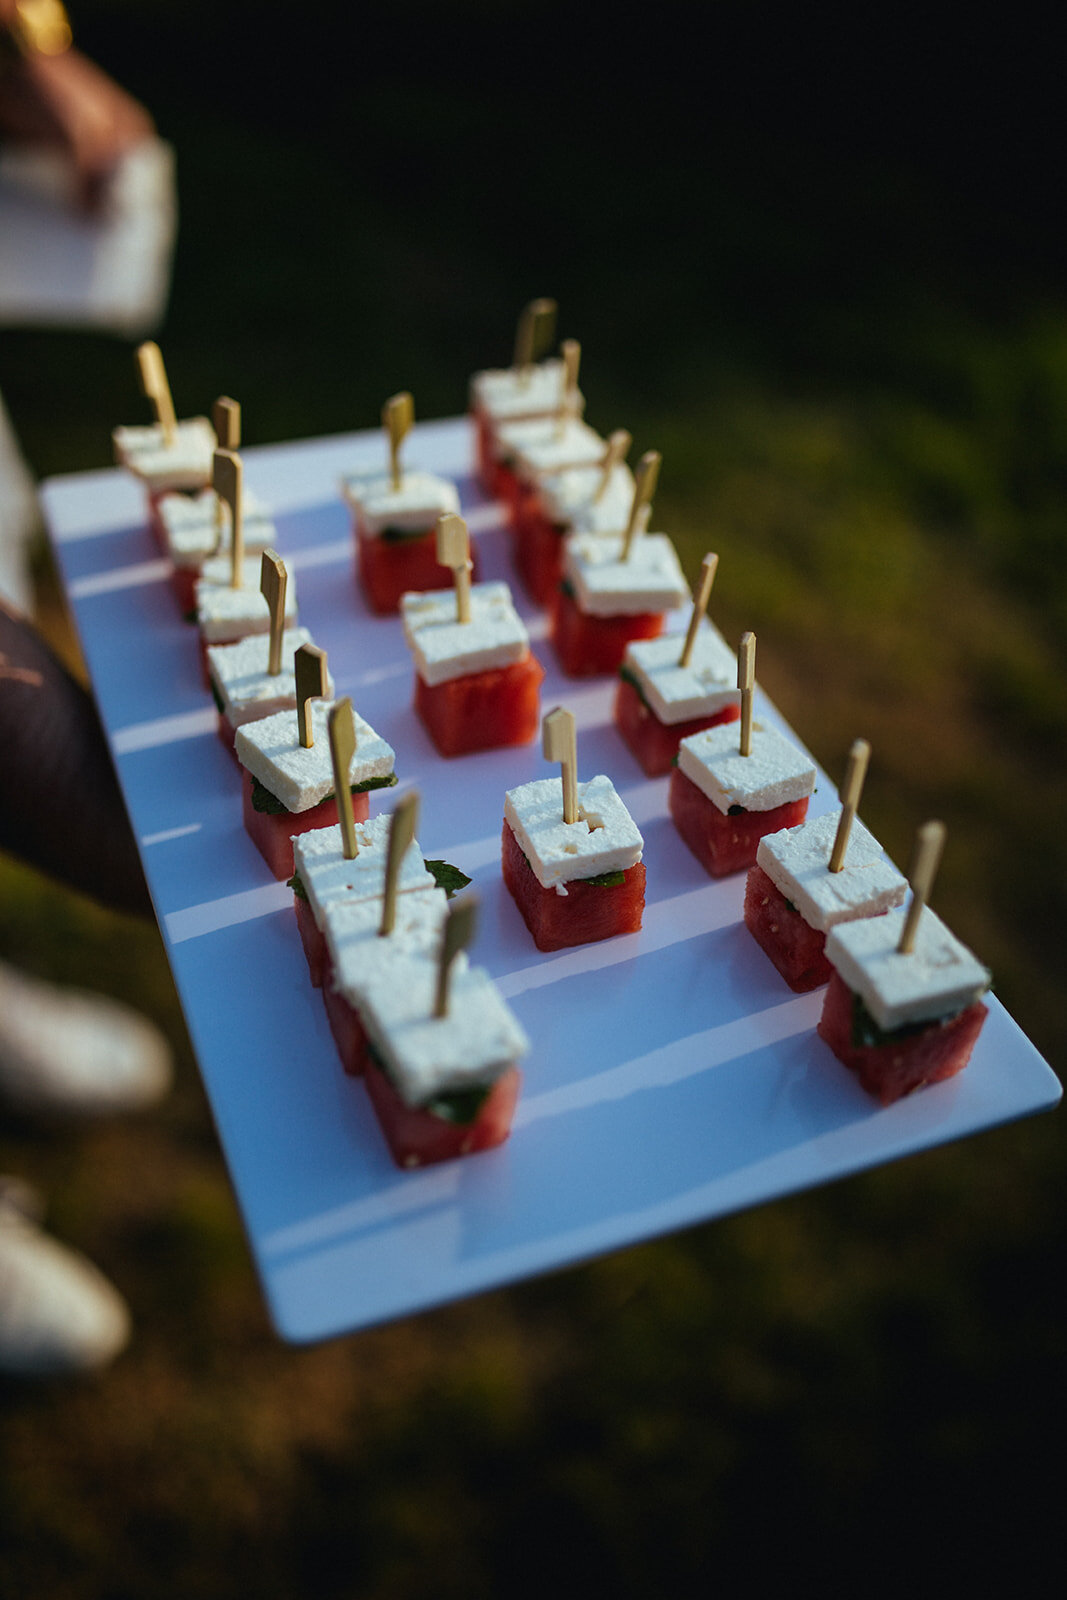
xmin=470 ymin=358 xmax=580 ymax=425
xmin=360 ymin=961 xmax=530 ymax=1106
xmin=195 ymin=554 xmax=298 ymax=644
xmin=325 ymin=887 xmax=452 ymax=1003
xmin=339 ymin=470 xmax=460 ymax=537
xmin=235 ymin=699 xmax=394 ymax=815
xmin=112 ymin=417 xmax=216 ymax=493
xmin=400 ymin=582 xmax=530 ymax=686
xmin=677 ymin=721 xmax=816 ymax=814
xmin=504 ymin=774 xmax=643 ymax=893
xmin=563 ymin=531 xmax=690 ymax=617
xmin=825 ymin=906 xmax=991 ymax=1031
xmin=539 ymin=462 xmax=636 ymax=532
xmin=622 ymin=627 xmax=740 ymax=725
xmin=207 ymin=628 xmax=334 ymax=729
xmin=756 ymin=809 xmax=908 ymax=933
xmin=292 ymin=815 xmax=435 ymax=927
xmin=495 ymin=416 xmax=605 ymax=482
xmin=158 ymin=487 xmax=274 ymax=569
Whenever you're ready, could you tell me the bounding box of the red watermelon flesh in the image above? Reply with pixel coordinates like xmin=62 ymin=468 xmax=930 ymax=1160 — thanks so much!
xmin=293 ymin=891 xmax=329 ymax=987
xmin=501 ymin=820 xmax=645 ymax=951
xmin=743 ymin=864 xmax=834 ymax=991
xmin=551 ymin=585 xmax=664 ymax=677
xmin=356 ymin=522 xmax=468 ymax=616
xmin=614 ymin=673 xmax=741 ymax=778
xmin=241 ymin=768 xmax=369 ymax=881
xmin=512 ymin=494 xmax=566 ymax=606
xmin=414 ymin=653 xmax=544 ymax=757
xmin=817 ymin=971 xmax=989 ymax=1105
xmin=322 ymin=980 xmax=369 ymax=1077
xmin=668 ymin=767 xmax=809 ymax=878
xmin=364 ymin=1056 xmax=522 ymax=1168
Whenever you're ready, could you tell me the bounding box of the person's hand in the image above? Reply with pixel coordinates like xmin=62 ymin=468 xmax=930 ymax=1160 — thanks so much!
xmin=0 ymin=3 xmax=153 ymax=212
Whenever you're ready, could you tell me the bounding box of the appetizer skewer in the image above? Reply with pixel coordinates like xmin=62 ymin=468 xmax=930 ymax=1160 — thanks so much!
xmin=502 ymin=707 xmax=645 ymax=950
xmin=341 ymin=392 xmax=464 ymax=614
xmin=816 ymin=821 xmax=991 ymax=1102
xmin=743 ymin=739 xmax=908 ymax=991
xmin=614 ymin=552 xmax=741 ymax=776
xmin=400 ymin=514 xmax=544 ymax=757
xmin=550 ymin=452 xmax=689 ymax=676
xmin=668 ymin=632 xmax=816 ymax=877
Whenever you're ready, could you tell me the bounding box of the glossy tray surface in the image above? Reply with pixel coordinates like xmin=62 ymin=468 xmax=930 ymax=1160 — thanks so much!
xmin=41 ymin=418 xmax=1061 ymax=1343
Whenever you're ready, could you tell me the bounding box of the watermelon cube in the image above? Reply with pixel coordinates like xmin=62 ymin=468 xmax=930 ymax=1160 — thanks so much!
xmin=357 ymin=524 xmax=477 ymax=616
xmin=614 ymin=673 xmax=740 ymax=778
xmin=414 ymin=653 xmax=544 ymax=757
xmin=551 ymin=585 xmax=664 ymax=677
xmin=501 ymin=820 xmax=645 ymax=951
xmin=242 ymin=768 xmax=369 ymax=881
xmin=743 ymin=863 xmax=835 ymax=991
xmin=817 ymin=971 xmax=989 ymax=1104
xmin=364 ymin=1055 xmax=522 ymax=1168
xmin=668 ymin=767 xmax=810 ymax=878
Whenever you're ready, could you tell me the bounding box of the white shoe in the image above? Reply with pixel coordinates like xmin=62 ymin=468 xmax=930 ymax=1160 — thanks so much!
xmin=0 ymin=960 xmax=172 ymax=1118
xmin=0 ymin=1180 xmax=130 ymax=1376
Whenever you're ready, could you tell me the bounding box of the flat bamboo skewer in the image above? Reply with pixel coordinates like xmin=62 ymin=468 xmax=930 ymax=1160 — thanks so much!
xmin=380 ymin=791 xmax=419 ymax=937
xmin=543 ymin=706 xmax=579 ymax=825
xmin=513 ymin=297 xmax=557 ymax=385
xmin=592 ymin=428 xmax=632 ymax=505
xmin=437 ymin=513 xmax=473 ymax=625
xmin=260 ymin=550 xmax=287 ymax=677
xmin=383 ymin=391 xmax=414 ymax=493
xmin=829 ymin=738 xmax=871 ymax=873
xmin=434 ymin=895 xmax=478 ymax=1019
xmin=554 ymin=339 xmax=581 ymax=440
xmin=621 ymin=449 xmax=661 ymax=562
xmin=295 ymin=642 xmax=329 ymax=751
xmin=738 ymin=631 xmax=756 ymax=757
xmin=211 ymin=396 xmax=241 ymax=551
xmin=327 ymin=697 xmax=358 ymax=861
xmin=679 ymin=552 xmax=720 ymax=669
xmin=212 ymin=449 xmax=243 ymax=589
xmin=135 ymin=341 xmax=177 ymax=447
xmin=898 ymin=819 xmax=946 ymax=955
xmin=213 ymin=395 xmax=240 ymax=450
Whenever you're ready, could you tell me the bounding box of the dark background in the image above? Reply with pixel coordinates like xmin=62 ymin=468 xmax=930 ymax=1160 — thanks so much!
xmin=1 ymin=4 xmax=1064 ymax=1596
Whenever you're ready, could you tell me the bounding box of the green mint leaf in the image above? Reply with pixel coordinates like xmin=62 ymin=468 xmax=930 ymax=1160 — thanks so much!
xmin=425 ymin=860 xmax=472 ymax=899
xmin=581 ymin=869 xmax=626 ymax=888
xmin=288 ymin=871 xmax=308 ymax=902
xmin=378 ymin=523 xmax=433 ymax=544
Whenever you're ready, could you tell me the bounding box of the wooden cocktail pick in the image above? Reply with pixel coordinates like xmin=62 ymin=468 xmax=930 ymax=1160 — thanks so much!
xmin=212 ymin=395 xmax=241 ymax=450
xmin=738 ymin=631 xmax=756 ymax=757
xmin=554 ymin=339 xmax=581 ymax=439
xmin=135 ymin=341 xmax=176 ymax=447
xmin=327 ymin=696 xmax=358 ymax=860
xmin=621 ymin=449 xmax=661 ymax=561
xmin=592 ymin=429 xmax=632 ymax=505
xmin=543 ymin=705 xmax=579 ymax=825
xmin=260 ymin=550 xmax=287 ymax=677
xmin=210 ymin=396 xmax=241 ymax=551
xmin=212 ymin=449 xmax=243 ymax=588
xmin=513 ymin=298 xmax=557 ymax=382
xmin=380 ymin=790 xmax=419 ymax=937
xmin=295 ymin=642 xmax=329 ymax=751
xmin=437 ymin=512 xmax=473 ymax=625
xmin=383 ymin=391 xmax=414 ymax=493
xmin=829 ymin=738 xmax=871 ymax=873
xmin=434 ymin=894 xmax=479 ymax=1019
xmin=898 ymin=819 xmax=946 ymax=955
xmin=679 ymin=552 xmax=720 ymax=670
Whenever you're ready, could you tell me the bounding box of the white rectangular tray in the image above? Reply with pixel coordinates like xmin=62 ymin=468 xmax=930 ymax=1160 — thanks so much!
xmin=41 ymin=417 xmax=1061 ymax=1343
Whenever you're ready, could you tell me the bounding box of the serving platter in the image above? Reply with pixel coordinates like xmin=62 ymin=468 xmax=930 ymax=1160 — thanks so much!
xmin=41 ymin=417 xmax=1061 ymax=1344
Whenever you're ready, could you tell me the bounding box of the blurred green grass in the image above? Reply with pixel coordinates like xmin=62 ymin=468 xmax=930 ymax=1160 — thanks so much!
xmin=1 ymin=4 xmax=1064 ymax=1595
